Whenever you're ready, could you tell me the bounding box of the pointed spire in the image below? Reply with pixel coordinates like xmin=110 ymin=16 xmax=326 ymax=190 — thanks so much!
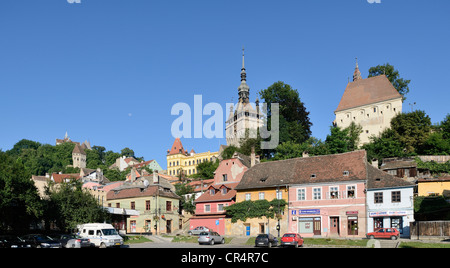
xmin=238 ymin=47 xmax=250 ymax=103
xmin=353 ymin=57 xmax=362 ymax=82
xmin=240 ymin=46 xmax=246 ymax=82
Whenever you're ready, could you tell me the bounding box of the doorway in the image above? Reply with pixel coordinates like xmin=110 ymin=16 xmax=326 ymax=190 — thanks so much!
xmin=347 ymin=217 xmax=358 ymax=235
xmin=166 ymin=220 xmax=172 ymax=234
xmin=330 ymin=217 xmax=340 ymax=235
xmin=313 ymin=217 xmax=321 ymax=235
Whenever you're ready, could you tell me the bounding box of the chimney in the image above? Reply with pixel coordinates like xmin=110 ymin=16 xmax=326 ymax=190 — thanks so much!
xmin=131 ymin=167 xmax=137 ymax=181
xmin=372 ymin=159 xmax=379 ymax=169
xmin=251 ymin=147 xmax=255 ymax=167
xmin=153 ymin=171 xmax=159 ymax=184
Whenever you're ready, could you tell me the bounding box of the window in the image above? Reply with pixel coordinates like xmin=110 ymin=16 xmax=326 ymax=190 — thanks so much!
xmin=222 ymin=174 xmax=228 ymax=181
xmin=218 ymin=204 xmax=224 ymax=212
xmin=310 ymin=174 xmax=316 ymax=179
xmin=276 ymin=189 xmax=283 ymax=200
xmin=210 ymin=189 xmax=215 ymax=196
xmin=343 ymin=171 xmax=349 ymax=176
xmin=313 ymin=188 xmax=321 ymax=200
xmin=347 ymin=185 xmax=356 ymax=198
xmin=245 ymin=193 xmax=251 ymax=201
xmin=116 ymin=203 xmax=120 ymax=208
xmin=392 ymin=191 xmax=401 ymax=203
xmin=222 ymin=188 xmax=227 ymax=195
xmin=146 ymin=200 xmax=151 ymax=211
xmin=374 ymin=192 xmax=383 ymax=203
xmin=329 ymin=186 xmax=339 ymax=199
xmin=297 ymin=189 xmax=306 ymax=201
xmin=205 ymin=204 xmax=210 ymax=212
xmin=259 ymin=192 xmax=265 ymax=200
xmin=166 ymin=201 xmax=172 ymax=212
xmin=130 ymin=201 xmax=135 ymax=210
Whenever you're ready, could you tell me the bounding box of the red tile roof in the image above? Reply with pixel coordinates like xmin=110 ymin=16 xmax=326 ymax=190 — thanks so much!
xmin=167 ymin=138 xmax=186 ymax=155
xmin=335 ymin=75 xmax=402 ymax=112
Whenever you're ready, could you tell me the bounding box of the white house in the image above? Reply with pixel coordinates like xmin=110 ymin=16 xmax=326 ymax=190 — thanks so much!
xmin=366 ymin=165 xmax=415 ymax=238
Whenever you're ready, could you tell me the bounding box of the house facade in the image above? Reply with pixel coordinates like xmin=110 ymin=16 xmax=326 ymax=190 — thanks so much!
xmin=190 ymin=157 xmax=249 ymax=235
xmin=366 ymin=165 xmax=415 ymax=237
xmin=106 ymin=173 xmax=181 ymax=234
xmin=287 ymin=151 xmax=368 ymax=238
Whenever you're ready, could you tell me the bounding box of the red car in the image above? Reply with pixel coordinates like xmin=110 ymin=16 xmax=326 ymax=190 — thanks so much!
xmin=366 ymin=228 xmax=400 ymax=240
xmin=280 ymin=233 xmax=304 ymax=248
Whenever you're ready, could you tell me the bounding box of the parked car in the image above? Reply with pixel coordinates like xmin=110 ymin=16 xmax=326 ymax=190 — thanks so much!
xmin=0 ymin=235 xmax=32 ymax=248
xmin=198 ymin=231 xmax=225 ymax=245
xmin=20 ymin=234 xmax=62 ymax=248
xmin=78 ymin=223 xmax=123 ymax=248
xmin=49 ymin=234 xmax=92 ymax=248
xmin=188 ymin=226 xmax=210 ymax=236
xmin=366 ymin=228 xmax=400 ymax=240
xmin=280 ymin=233 xmax=304 ymax=248
xmin=255 ymin=233 xmax=278 ymax=248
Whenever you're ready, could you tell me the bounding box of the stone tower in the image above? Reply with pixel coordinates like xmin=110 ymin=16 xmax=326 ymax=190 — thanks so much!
xmin=72 ymin=144 xmax=86 ymax=169
xmin=225 ymin=48 xmax=262 ymax=147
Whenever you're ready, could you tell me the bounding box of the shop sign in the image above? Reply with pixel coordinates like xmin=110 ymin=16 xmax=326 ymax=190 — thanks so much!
xmin=369 ymin=211 xmax=407 ymax=217
xmin=298 ymin=209 xmax=320 ymax=215
xmin=346 ymin=211 xmax=359 ymax=215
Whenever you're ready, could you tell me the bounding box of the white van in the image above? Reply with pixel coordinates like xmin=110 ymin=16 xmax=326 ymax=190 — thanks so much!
xmin=78 ymin=223 xmax=123 ymax=248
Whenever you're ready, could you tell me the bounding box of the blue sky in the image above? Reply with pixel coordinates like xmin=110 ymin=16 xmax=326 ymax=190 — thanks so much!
xmin=0 ymin=0 xmax=449 ymax=169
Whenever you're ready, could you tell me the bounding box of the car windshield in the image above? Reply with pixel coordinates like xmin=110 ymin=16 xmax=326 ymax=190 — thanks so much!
xmin=283 ymin=234 xmax=295 ymax=237
xmin=199 ymin=232 xmax=210 ymax=236
xmin=35 ymin=235 xmax=52 ymax=241
xmin=256 ymin=234 xmax=268 ymax=239
xmin=101 ymin=229 xmax=118 ymax=236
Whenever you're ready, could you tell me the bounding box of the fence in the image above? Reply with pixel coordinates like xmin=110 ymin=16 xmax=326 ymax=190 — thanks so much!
xmin=410 ymin=221 xmax=450 ymax=238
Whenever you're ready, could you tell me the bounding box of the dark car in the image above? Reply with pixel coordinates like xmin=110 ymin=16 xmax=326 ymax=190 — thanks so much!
xmin=20 ymin=234 xmax=62 ymax=248
xmin=49 ymin=234 xmax=91 ymax=248
xmin=255 ymin=234 xmax=278 ymax=248
xmin=0 ymin=235 xmax=32 ymax=248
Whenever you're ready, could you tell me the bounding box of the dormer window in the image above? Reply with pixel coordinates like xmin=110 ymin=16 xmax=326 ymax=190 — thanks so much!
xmin=222 ymin=188 xmax=227 ymax=195
xmin=210 ymin=189 xmax=215 ymax=196
xmin=260 ymin=177 xmax=267 ymax=182
xmin=310 ymin=174 xmax=316 ymax=179
xmin=343 ymin=171 xmax=349 ymax=176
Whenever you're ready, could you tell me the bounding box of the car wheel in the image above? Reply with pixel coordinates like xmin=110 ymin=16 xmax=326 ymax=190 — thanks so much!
xmin=369 ymin=235 xmax=375 ymax=239
xmin=268 ymin=242 xmax=272 ymax=248
xmin=210 ymin=239 xmax=214 ymax=245
xmin=391 ymin=236 xmax=398 ymax=240
xmin=100 ymin=243 xmax=107 ymax=248
xmin=188 ymin=231 xmax=192 ymax=236
xmin=294 ymin=242 xmax=298 ymax=248
xmin=221 ymin=238 xmax=225 ymax=244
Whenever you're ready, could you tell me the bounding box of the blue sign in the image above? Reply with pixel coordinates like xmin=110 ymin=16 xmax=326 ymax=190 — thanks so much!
xmin=291 ymin=210 xmax=297 ymax=215
xmin=299 ymin=209 xmax=320 ymax=215
xmin=215 ymin=220 xmax=219 ymax=225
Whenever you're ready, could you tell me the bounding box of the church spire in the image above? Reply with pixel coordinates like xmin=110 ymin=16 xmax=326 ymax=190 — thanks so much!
xmin=238 ymin=47 xmax=249 ymax=103
xmin=353 ymin=57 xmax=362 ymax=82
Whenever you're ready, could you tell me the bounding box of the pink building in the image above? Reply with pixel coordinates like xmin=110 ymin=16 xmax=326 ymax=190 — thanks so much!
xmin=287 ymin=151 xmax=368 ymax=238
xmin=190 ymin=154 xmax=251 ymax=235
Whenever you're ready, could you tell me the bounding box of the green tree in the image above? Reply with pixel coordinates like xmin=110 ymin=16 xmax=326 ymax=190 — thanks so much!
xmin=121 ymin=147 xmax=135 ymax=158
xmin=390 ymin=110 xmax=432 ymax=154
xmin=259 ymin=81 xmax=312 ymax=146
xmin=189 ymin=159 xmax=219 ymax=180
xmin=44 ymin=179 xmax=110 ymax=232
xmin=0 ymin=152 xmax=43 ymax=232
xmin=175 ymin=182 xmax=196 ymax=214
xmin=368 ymin=63 xmax=411 ymax=101
xmin=362 ymin=128 xmax=406 ymax=162
xmin=225 ymin=199 xmax=287 ymax=223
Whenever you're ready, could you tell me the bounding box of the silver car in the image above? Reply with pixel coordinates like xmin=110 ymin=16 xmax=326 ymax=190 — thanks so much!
xmin=198 ymin=231 xmax=224 ymax=245
xmin=188 ymin=226 xmax=209 ymax=236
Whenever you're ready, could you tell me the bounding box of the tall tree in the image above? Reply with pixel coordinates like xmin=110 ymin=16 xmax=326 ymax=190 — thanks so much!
xmin=390 ymin=110 xmax=432 ymax=154
xmin=259 ymin=81 xmax=312 ymax=146
xmin=0 ymin=152 xmax=43 ymax=231
xmin=368 ymin=63 xmax=411 ymax=101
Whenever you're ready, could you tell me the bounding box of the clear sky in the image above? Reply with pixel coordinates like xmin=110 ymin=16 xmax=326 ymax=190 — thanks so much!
xmin=1 ymin=0 xmax=449 ymax=169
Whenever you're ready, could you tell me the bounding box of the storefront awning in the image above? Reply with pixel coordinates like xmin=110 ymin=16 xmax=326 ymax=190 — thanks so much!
xmin=104 ymin=207 xmax=140 ymax=216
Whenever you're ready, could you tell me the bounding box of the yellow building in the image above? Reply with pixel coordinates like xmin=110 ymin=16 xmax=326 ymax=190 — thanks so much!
xmin=418 ymin=176 xmax=450 ymax=196
xmin=232 ymin=163 xmax=290 ymax=237
xmin=166 ymin=138 xmax=219 ymax=177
